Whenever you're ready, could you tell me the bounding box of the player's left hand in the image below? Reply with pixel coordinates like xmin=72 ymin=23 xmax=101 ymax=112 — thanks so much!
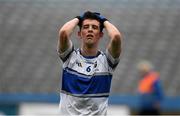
xmin=94 ymin=12 xmax=108 ymax=24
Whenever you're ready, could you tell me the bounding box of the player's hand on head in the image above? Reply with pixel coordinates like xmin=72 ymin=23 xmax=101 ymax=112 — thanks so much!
xmin=93 ymin=12 xmax=108 ymax=24
xmin=76 ymin=14 xmax=83 ymax=21
xmin=75 ymin=13 xmax=84 ymax=26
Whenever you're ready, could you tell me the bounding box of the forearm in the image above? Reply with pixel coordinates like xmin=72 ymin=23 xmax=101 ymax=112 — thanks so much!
xmin=58 ymin=18 xmax=79 ymax=53
xmin=104 ymin=21 xmax=122 ymax=58
xmin=59 ymin=18 xmax=79 ymax=36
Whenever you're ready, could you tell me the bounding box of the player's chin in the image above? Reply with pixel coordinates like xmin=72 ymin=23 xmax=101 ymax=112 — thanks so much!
xmin=87 ymin=38 xmax=95 ymax=41
xmin=85 ymin=39 xmax=94 ymax=45
xmin=85 ymin=37 xmax=93 ymax=42
xmin=86 ymin=37 xmax=93 ymax=40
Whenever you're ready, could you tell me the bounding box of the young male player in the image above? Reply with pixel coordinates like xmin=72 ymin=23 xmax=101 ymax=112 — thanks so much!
xmin=57 ymin=11 xmax=122 ymax=115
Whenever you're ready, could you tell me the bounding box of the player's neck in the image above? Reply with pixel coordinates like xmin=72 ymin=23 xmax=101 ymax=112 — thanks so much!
xmin=80 ymin=46 xmax=98 ymax=57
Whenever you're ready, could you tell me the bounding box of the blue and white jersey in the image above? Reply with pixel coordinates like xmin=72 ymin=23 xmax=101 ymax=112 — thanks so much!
xmin=58 ymin=43 xmax=119 ymax=115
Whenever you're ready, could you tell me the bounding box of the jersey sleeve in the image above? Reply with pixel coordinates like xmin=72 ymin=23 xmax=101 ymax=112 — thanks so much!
xmin=105 ymin=49 xmax=120 ymax=70
xmin=57 ymin=41 xmax=74 ymax=62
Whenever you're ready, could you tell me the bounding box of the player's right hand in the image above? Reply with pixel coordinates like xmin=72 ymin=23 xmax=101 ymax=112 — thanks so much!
xmin=75 ymin=13 xmax=84 ymax=26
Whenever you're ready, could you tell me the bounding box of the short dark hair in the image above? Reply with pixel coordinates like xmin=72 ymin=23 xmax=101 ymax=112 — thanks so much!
xmin=78 ymin=11 xmax=104 ymax=32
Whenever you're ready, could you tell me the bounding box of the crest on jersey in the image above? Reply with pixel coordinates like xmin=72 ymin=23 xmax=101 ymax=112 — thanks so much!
xmin=76 ymin=60 xmax=82 ymax=67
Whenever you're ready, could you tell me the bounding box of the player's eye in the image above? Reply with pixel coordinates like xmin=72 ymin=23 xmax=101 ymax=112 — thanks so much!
xmin=92 ymin=25 xmax=99 ymax=30
xmin=83 ymin=25 xmax=89 ymax=29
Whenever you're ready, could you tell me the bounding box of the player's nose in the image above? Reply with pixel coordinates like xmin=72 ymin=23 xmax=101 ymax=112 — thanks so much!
xmin=88 ymin=26 xmax=93 ymax=31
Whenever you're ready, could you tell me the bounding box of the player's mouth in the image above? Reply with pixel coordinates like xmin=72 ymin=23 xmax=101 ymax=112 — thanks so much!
xmin=86 ymin=34 xmax=94 ymax=39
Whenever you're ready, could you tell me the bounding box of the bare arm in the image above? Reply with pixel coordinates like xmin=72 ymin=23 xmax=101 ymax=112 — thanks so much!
xmin=57 ymin=18 xmax=79 ymax=54
xmin=104 ymin=21 xmax=122 ymax=58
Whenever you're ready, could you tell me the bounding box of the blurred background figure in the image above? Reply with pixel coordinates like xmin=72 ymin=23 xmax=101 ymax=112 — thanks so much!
xmin=137 ymin=60 xmax=164 ymax=115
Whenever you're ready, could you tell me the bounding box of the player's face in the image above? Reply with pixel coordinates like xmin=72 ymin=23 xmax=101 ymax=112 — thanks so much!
xmin=78 ymin=19 xmax=103 ymax=47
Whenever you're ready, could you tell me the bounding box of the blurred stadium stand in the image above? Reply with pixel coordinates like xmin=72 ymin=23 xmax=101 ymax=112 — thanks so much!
xmin=0 ymin=0 xmax=180 ymax=115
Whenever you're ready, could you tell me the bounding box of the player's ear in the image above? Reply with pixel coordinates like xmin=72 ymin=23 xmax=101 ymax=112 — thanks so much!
xmin=100 ymin=32 xmax=104 ymax=38
xmin=78 ymin=31 xmax=81 ymax=39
